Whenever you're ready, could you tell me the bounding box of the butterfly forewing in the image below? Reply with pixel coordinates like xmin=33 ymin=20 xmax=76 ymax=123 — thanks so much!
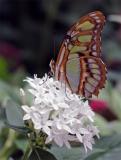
xmin=53 ymin=11 xmax=107 ymax=98
xmin=67 ymin=11 xmax=105 ymax=57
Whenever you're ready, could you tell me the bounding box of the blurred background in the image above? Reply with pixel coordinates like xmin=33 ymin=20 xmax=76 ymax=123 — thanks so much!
xmin=0 ymin=0 xmax=121 ymax=159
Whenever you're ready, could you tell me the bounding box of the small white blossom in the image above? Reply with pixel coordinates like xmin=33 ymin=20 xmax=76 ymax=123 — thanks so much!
xmin=82 ymin=134 xmax=95 ymax=152
xmin=21 ymin=74 xmax=99 ymax=152
xmin=20 ymin=88 xmax=25 ymax=96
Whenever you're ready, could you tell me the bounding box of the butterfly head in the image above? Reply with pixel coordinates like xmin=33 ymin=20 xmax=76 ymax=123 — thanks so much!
xmin=64 ymin=34 xmax=71 ymax=44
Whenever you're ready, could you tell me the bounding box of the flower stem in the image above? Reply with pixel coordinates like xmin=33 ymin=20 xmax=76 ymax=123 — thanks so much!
xmin=0 ymin=129 xmax=16 ymax=159
xmin=22 ymin=143 xmax=32 ymax=160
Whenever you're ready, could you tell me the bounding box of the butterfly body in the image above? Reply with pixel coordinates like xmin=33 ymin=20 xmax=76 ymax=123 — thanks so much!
xmin=50 ymin=11 xmax=107 ymax=98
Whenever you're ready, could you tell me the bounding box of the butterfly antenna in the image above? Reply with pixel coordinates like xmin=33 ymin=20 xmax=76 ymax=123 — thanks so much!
xmin=53 ymin=33 xmax=56 ymax=60
xmin=48 ymin=32 xmax=56 ymax=77
xmin=53 ymin=38 xmax=55 ymax=60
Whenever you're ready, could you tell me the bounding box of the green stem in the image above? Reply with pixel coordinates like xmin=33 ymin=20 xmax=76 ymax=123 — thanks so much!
xmin=0 ymin=129 xmax=16 ymax=160
xmin=22 ymin=143 xmax=32 ymax=160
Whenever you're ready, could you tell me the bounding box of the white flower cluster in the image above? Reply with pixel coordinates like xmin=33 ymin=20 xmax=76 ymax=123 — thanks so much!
xmin=21 ymin=74 xmax=99 ymax=152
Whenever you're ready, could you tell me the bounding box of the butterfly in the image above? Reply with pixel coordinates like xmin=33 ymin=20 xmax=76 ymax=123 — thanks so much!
xmin=50 ymin=11 xmax=107 ymax=98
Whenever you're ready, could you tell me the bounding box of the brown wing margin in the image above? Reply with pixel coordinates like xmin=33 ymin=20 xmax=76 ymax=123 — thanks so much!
xmin=78 ymin=56 xmax=107 ymax=98
xmin=68 ymin=11 xmax=105 ymax=58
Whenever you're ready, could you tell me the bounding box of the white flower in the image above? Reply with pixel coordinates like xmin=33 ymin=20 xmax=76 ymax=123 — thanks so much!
xmin=82 ymin=134 xmax=95 ymax=152
xmin=21 ymin=74 xmax=99 ymax=152
xmin=45 ymin=126 xmax=75 ymax=148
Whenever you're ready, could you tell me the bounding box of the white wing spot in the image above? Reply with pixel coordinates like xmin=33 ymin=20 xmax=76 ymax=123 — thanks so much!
xmin=97 ymin=25 xmax=100 ymax=28
xmin=94 ymin=30 xmax=98 ymax=34
xmin=94 ymin=16 xmax=99 ymax=20
xmin=96 ymin=20 xmax=101 ymax=23
xmin=94 ymin=37 xmax=97 ymax=41
xmin=88 ymin=59 xmax=95 ymax=63
xmin=92 ymin=44 xmax=96 ymax=50
xmin=89 ymin=13 xmax=96 ymax=17
xmin=92 ymin=52 xmax=97 ymax=56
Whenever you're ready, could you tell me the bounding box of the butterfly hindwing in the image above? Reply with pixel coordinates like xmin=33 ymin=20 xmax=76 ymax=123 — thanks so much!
xmin=79 ymin=56 xmax=107 ymax=98
xmin=65 ymin=56 xmax=106 ymax=98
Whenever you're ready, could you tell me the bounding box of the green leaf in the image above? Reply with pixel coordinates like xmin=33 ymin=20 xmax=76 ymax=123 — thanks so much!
xmin=5 ymin=123 xmax=30 ymax=134
xmin=4 ymin=100 xmax=30 ymax=134
xmin=85 ymin=144 xmax=121 ymax=160
xmin=84 ymin=134 xmax=121 ymax=160
xmin=98 ymin=81 xmax=112 ymax=101
xmin=96 ymin=134 xmax=121 ymax=149
xmin=109 ymin=89 xmax=121 ymax=120
xmin=108 ymin=121 xmax=121 ymax=134
xmin=99 ymin=82 xmax=121 ymax=120
xmin=0 ymin=80 xmax=21 ymax=104
xmin=5 ymin=100 xmax=24 ymax=127
xmin=50 ymin=146 xmax=83 ymax=160
xmin=29 ymin=148 xmax=57 ymax=160
xmin=15 ymin=139 xmax=28 ymax=152
xmin=50 ymin=146 xmax=105 ymax=160
xmin=10 ymin=68 xmax=26 ymax=86
xmin=94 ymin=114 xmax=111 ymax=136
xmin=0 ymin=57 xmax=10 ymax=80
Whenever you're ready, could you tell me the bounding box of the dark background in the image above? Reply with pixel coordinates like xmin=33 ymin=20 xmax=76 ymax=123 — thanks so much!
xmin=0 ymin=0 xmax=121 ymax=79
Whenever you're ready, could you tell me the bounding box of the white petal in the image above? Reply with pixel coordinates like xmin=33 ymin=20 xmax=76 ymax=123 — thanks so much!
xmin=45 ymin=136 xmax=53 ymax=144
xmin=20 ymin=88 xmax=25 ymax=96
xmin=63 ymin=125 xmax=72 ymax=133
xmin=65 ymin=140 xmax=71 ymax=149
xmin=23 ymin=114 xmax=30 ymax=120
xmin=22 ymin=105 xmax=31 ymax=113
xmin=34 ymin=123 xmax=42 ymax=130
xmin=76 ymin=133 xmax=82 ymax=142
xmin=54 ymin=136 xmax=63 ymax=147
xmin=43 ymin=126 xmax=51 ymax=136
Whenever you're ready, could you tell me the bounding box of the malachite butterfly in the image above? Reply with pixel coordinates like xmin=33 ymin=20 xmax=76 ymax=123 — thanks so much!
xmin=50 ymin=11 xmax=107 ymax=98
